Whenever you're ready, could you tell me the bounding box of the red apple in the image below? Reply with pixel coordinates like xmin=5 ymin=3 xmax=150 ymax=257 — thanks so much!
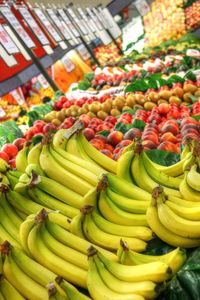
xmin=104 ymin=116 xmax=117 ymax=125
xmin=95 ymin=135 xmax=107 ymax=144
xmin=0 ymin=151 xmax=9 ymax=162
xmin=82 ymin=128 xmax=95 ymax=141
xmin=181 ymin=117 xmax=198 ymax=127
xmin=9 ymin=158 xmax=16 ymax=168
xmin=33 ymin=120 xmax=46 ymax=131
xmin=1 ymin=144 xmax=18 ymax=159
xmin=90 ymin=139 xmax=105 ymax=150
xmin=13 ymin=138 xmax=26 ymax=151
xmin=107 ymin=131 xmax=124 ymax=147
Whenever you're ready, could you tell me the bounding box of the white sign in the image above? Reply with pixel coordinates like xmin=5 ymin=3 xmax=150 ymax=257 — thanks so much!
xmin=18 ymin=7 xmax=49 ymax=46
xmin=0 ymin=6 xmax=36 ymax=48
xmin=58 ymin=8 xmax=79 ymax=38
xmin=61 ymin=55 xmax=75 ymax=73
xmin=101 ymin=7 xmax=122 ymax=39
xmin=0 ymin=24 xmax=19 ymax=54
xmin=38 ymin=74 xmax=49 ymax=89
xmin=11 ymin=89 xmax=25 ymax=105
xmin=135 ymin=0 xmax=150 ymax=16
xmin=0 ymin=106 xmax=6 ymax=118
xmin=77 ymin=44 xmax=91 ymax=61
xmin=46 ymin=8 xmax=71 ymax=41
xmin=34 ymin=8 xmax=62 ymax=42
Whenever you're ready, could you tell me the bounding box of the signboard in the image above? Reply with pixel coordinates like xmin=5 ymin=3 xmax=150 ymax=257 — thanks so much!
xmin=57 ymin=8 xmax=79 ymax=38
xmin=0 ymin=24 xmax=19 ymax=54
xmin=46 ymin=8 xmax=71 ymax=41
xmin=33 ymin=7 xmax=62 ymax=42
xmin=100 ymin=7 xmax=122 ymax=38
xmin=134 ymin=0 xmax=150 ymax=16
xmin=61 ymin=55 xmax=75 ymax=73
xmin=18 ymin=7 xmax=49 ymax=46
xmin=77 ymin=43 xmax=91 ymax=61
xmin=0 ymin=6 xmax=36 ymax=48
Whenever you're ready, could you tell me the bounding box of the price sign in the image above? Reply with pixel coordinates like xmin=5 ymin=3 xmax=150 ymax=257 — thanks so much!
xmin=58 ymin=9 xmax=79 ymax=38
xmin=18 ymin=7 xmax=49 ymax=46
xmin=38 ymin=74 xmax=49 ymax=89
xmin=0 ymin=6 xmax=36 ymax=48
xmin=10 ymin=89 xmax=25 ymax=105
xmin=99 ymin=7 xmax=122 ymax=38
xmin=61 ymin=55 xmax=75 ymax=73
xmin=0 ymin=24 xmax=19 ymax=54
xmin=134 ymin=0 xmax=150 ymax=16
xmin=33 ymin=8 xmax=62 ymax=42
xmin=77 ymin=44 xmax=91 ymax=61
xmin=46 ymin=8 xmax=71 ymax=40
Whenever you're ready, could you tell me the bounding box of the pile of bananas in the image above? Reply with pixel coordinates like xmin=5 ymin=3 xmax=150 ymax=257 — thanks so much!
xmin=0 ymin=122 xmax=199 ymax=299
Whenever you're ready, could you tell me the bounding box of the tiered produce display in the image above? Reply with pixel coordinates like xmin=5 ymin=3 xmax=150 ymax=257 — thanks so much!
xmin=0 ymin=33 xmax=199 ymax=300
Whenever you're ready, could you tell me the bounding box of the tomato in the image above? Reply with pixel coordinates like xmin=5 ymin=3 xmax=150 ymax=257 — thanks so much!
xmin=1 ymin=144 xmax=18 ymax=159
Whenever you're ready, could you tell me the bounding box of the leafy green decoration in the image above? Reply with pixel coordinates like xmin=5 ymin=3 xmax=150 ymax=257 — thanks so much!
xmin=146 ymin=150 xmax=180 ymax=166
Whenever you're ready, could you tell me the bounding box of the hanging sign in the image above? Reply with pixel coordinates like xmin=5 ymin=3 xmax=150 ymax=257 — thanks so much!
xmin=134 ymin=0 xmax=150 ymax=16
xmin=33 ymin=7 xmax=62 ymax=42
xmin=38 ymin=74 xmax=49 ymax=89
xmin=100 ymin=7 xmax=122 ymax=38
xmin=0 ymin=6 xmax=36 ymax=48
xmin=18 ymin=7 xmax=49 ymax=46
xmin=46 ymin=8 xmax=71 ymax=41
xmin=61 ymin=55 xmax=75 ymax=73
xmin=10 ymin=88 xmax=25 ymax=105
xmin=77 ymin=43 xmax=91 ymax=61
xmin=0 ymin=24 xmax=19 ymax=54
xmin=57 ymin=8 xmax=80 ymax=38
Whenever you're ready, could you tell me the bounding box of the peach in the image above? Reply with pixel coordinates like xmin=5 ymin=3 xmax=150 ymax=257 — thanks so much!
xmin=161 ymin=132 xmax=178 ymax=143
xmin=117 ymin=140 xmax=132 ymax=148
xmin=158 ymin=141 xmax=177 ymax=152
xmin=124 ymin=128 xmax=142 ymax=140
xmin=82 ymin=128 xmax=95 ymax=141
xmin=142 ymin=132 xmax=159 ymax=145
xmin=90 ymin=139 xmax=105 ymax=150
xmin=104 ymin=144 xmax=114 ymax=152
xmin=161 ymin=124 xmax=179 ymax=136
xmin=107 ymin=131 xmax=124 ymax=147
xmin=100 ymin=149 xmax=113 ymax=159
xmin=142 ymin=140 xmax=157 ymax=149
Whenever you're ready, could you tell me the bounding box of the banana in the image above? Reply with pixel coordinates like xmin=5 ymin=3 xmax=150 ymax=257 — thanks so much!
xmin=7 ymin=170 xmax=22 ymax=178
xmin=180 ymin=172 xmax=200 ymax=201
xmin=15 ymin=209 xmax=27 ymax=221
xmin=0 ymin=222 xmax=21 ymax=248
xmin=142 ymin=151 xmax=182 ymax=189
xmin=15 ymin=146 xmax=29 ymax=173
xmin=166 ymin=200 xmax=200 ymax=220
xmin=2 ymin=242 xmax=49 ymax=300
xmin=69 ymin=214 xmax=86 ymax=239
xmin=27 ymin=143 xmax=42 ymax=165
xmin=11 ymin=247 xmax=55 ymax=287
xmin=27 ymin=223 xmax=87 ymax=288
xmin=106 ymin=188 xmax=149 ymax=213
xmin=29 ymin=174 xmax=83 ymax=209
xmin=97 ymin=250 xmax=172 ymax=282
xmin=87 ymin=255 xmax=145 ymax=300
xmin=120 ymin=242 xmax=186 ymax=274
xmin=19 ymin=216 xmax=35 ymax=255
xmin=40 ymin=223 xmax=88 ymax=270
xmin=182 ymin=153 xmax=196 ymax=171
xmin=53 ymin=129 xmax=68 ymax=149
xmin=92 ymin=209 xmax=153 ymax=240
xmin=77 ymin=132 xmax=117 ymax=173
xmin=147 ymin=195 xmax=200 ymax=248
xmin=0 ymin=158 xmax=9 ymax=173
xmin=168 ymin=195 xmax=200 ymax=207
xmin=117 ymin=149 xmax=134 ymax=183
xmin=181 ymin=144 xmax=190 ymax=160
xmin=45 ymin=218 xmax=118 ymax=261
xmin=52 ymin=144 xmax=104 ymax=176
xmin=40 ymin=145 xmax=92 ymax=196
xmin=55 ymin=276 xmax=91 ymax=300
xmin=94 ymin=255 xmax=160 ymax=299
xmin=65 ymin=133 xmax=83 ymax=158
xmin=99 ymin=191 xmax=148 ymax=226
xmin=107 ymin=173 xmax=151 ymax=201
xmin=83 ymin=211 xmax=147 ymax=252
xmin=47 ymin=283 xmax=68 ymax=300
xmin=6 ymin=173 xmax=18 ymax=189
xmin=0 ymin=278 xmax=25 ymax=300
xmin=0 ymin=174 xmax=10 ymax=186
xmin=0 ymin=193 xmax=23 ymax=228
xmin=28 ymin=187 xmax=79 ymax=218
xmin=157 ymin=197 xmax=200 ymax=238
xmin=49 ymin=145 xmax=97 ymax=185
xmin=0 ymin=291 xmax=4 ymax=300
xmin=186 ymin=164 xmax=200 ymax=192
xmin=82 ymin=186 xmax=98 ymax=206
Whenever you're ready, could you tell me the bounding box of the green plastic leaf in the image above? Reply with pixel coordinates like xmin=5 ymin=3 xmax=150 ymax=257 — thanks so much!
xmin=192 ymin=115 xmax=200 ymax=121
xmin=96 ymin=130 xmax=110 ymax=137
xmin=32 ymin=135 xmax=43 ymax=145
xmin=132 ymin=119 xmax=146 ymax=131
xmin=78 ymin=80 xmax=91 ymax=91
xmin=84 ymin=72 xmax=94 ymax=82
xmin=184 ymin=71 xmax=197 ymax=82
xmin=146 ymin=149 xmax=180 ymax=166
xmin=114 ymin=122 xmax=134 ymax=134
xmin=146 ymin=237 xmax=175 ymax=255
xmin=0 ymin=120 xmax=23 ymax=148
xmin=189 ymin=95 xmax=198 ymax=103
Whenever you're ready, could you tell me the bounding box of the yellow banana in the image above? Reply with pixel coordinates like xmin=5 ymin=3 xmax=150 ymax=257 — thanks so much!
xmin=15 ymin=146 xmax=29 ymax=173
xmin=27 ymin=143 xmax=42 ymax=165
xmin=0 ymin=291 xmax=4 ymax=300
xmin=168 ymin=195 xmax=200 ymax=207
xmin=99 ymin=191 xmax=148 ymax=226
xmin=65 ymin=133 xmax=83 ymax=158
xmin=179 ymin=171 xmax=200 ymax=201
xmin=146 ymin=187 xmax=200 ymax=247
xmin=94 ymin=255 xmax=160 ymax=299
xmin=117 ymin=149 xmax=134 ymax=183
xmin=47 ymin=282 xmax=68 ymax=300
xmin=0 ymin=193 xmax=23 ymax=228
xmin=97 ymin=250 xmax=172 ymax=282
xmin=0 ymin=278 xmax=25 ymax=300
xmin=19 ymin=216 xmax=35 ymax=255
xmin=27 ymin=223 xmax=87 ymax=288
xmin=92 ymin=209 xmax=153 ymax=240
xmin=77 ymin=132 xmax=117 ymax=173
xmin=181 ymin=144 xmax=191 ymax=160
xmin=166 ymin=200 xmax=200 ymax=220
xmin=186 ymin=164 xmax=200 ymax=192
xmin=87 ymin=255 xmax=145 ymax=300
xmin=69 ymin=213 xmax=86 ymax=239
xmin=83 ymin=211 xmax=147 ymax=252
xmin=106 ymin=188 xmax=149 ymax=213
xmin=6 ymin=173 xmax=18 ymax=189
xmin=53 ymin=128 xmax=68 ymax=149
xmin=0 ymin=222 xmax=20 ymax=248
xmin=82 ymin=186 xmax=98 ymax=206
xmin=40 ymin=145 xmax=92 ymax=196
xmin=0 ymin=158 xmax=9 ymax=173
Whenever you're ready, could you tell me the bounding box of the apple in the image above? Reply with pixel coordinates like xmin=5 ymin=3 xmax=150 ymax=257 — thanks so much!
xmin=107 ymin=131 xmax=124 ymax=147
xmin=161 ymin=123 xmax=179 ymax=136
xmin=82 ymin=128 xmax=95 ymax=141
xmin=124 ymin=128 xmax=142 ymax=140
xmin=1 ymin=144 xmax=18 ymax=159
xmin=13 ymin=138 xmax=26 ymax=151
xmin=9 ymin=158 xmax=16 ymax=168
xmin=104 ymin=116 xmax=117 ymax=125
xmin=181 ymin=117 xmax=198 ymax=127
xmin=95 ymin=135 xmax=107 ymax=144
xmin=0 ymin=151 xmax=9 ymax=162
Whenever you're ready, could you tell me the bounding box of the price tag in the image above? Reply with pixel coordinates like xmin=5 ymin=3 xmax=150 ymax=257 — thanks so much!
xmin=0 ymin=24 xmax=19 ymax=54
xmin=33 ymin=8 xmax=62 ymax=42
xmin=10 ymin=89 xmax=25 ymax=105
xmin=77 ymin=44 xmax=91 ymax=61
xmin=58 ymin=9 xmax=79 ymax=38
xmin=134 ymin=0 xmax=150 ymax=16
xmin=0 ymin=6 xmax=36 ymax=48
xmin=18 ymin=7 xmax=49 ymax=46
xmin=61 ymin=55 xmax=75 ymax=73
xmin=46 ymin=8 xmax=71 ymax=40
xmin=38 ymin=74 xmax=49 ymax=89
xmin=186 ymin=49 xmax=200 ymax=58
xmin=0 ymin=106 xmax=6 ymax=118
xmin=100 ymin=7 xmax=122 ymax=38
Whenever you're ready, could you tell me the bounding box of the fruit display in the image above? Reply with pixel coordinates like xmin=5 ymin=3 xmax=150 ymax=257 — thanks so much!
xmin=93 ymin=40 xmax=122 ymax=66
xmin=185 ymin=0 xmax=200 ymax=30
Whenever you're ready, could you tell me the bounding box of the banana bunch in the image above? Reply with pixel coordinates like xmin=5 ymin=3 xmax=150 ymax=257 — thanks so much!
xmin=87 ymin=246 xmax=172 ymax=300
xmin=117 ymin=240 xmax=186 ymax=275
xmin=147 ymin=186 xmax=200 ymax=248
xmin=72 ymin=176 xmax=153 ymax=252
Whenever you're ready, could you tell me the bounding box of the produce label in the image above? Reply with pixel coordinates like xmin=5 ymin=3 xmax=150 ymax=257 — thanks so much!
xmin=46 ymin=8 xmax=71 ymax=41
xmin=57 ymin=8 xmax=80 ymax=38
xmin=61 ymin=55 xmax=75 ymax=73
xmin=77 ymin=44 xmax=91 ymax=61
xmin=0 ymin=6 xmax=36 ymax=48
xmin=0 ymin=24 xmax=19 ymax=54
xmin=135 ymin=0 xmax=150 ymax=16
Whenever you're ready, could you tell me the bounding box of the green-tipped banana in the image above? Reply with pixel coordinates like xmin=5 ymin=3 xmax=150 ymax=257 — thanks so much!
xmin=0 ymin=278 xmax=25 ymax=300
xmin=186 ymin=164 xmax=200 ymax=192
xmin=15 ymin=146 xmax=29 ymax=173
xmin=117 ymin=149 xmax=134 ymax=183
xmin=27 ymin=143 xmax=42 ymax=165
